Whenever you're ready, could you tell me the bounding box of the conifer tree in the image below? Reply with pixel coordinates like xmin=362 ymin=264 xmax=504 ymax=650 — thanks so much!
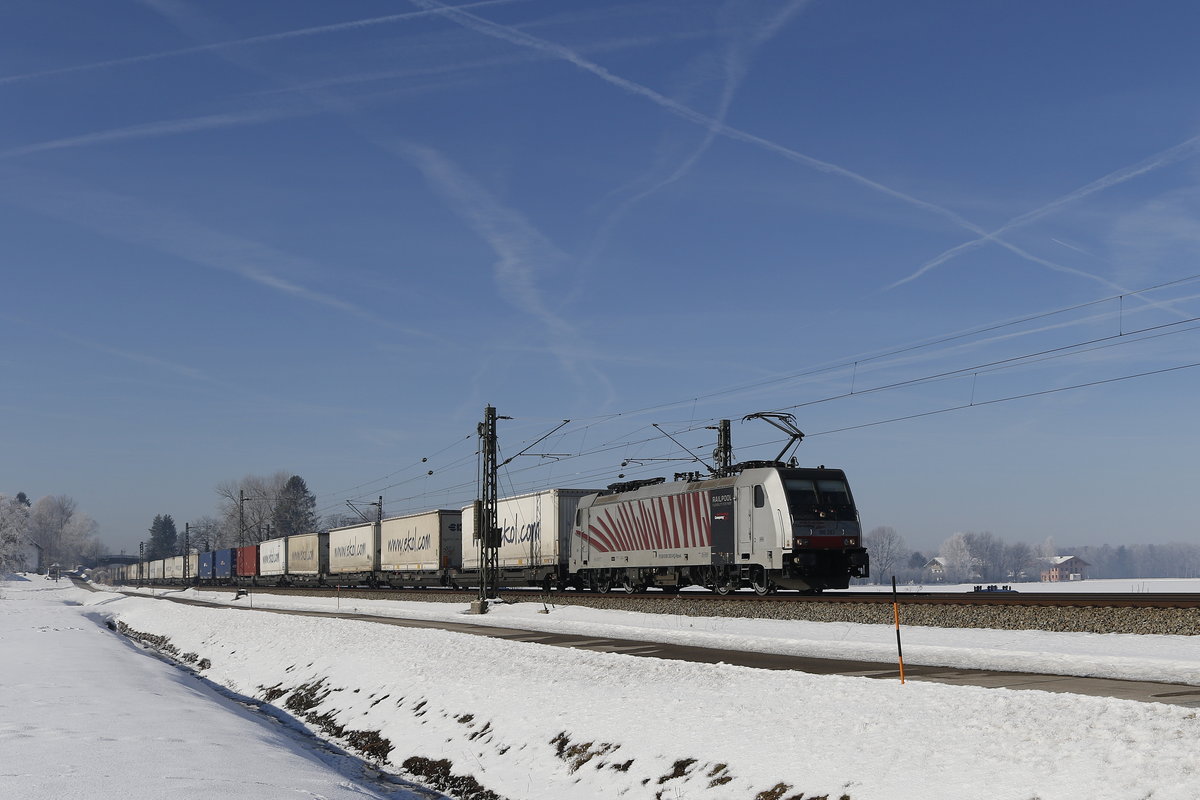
xmin=147 ymin=514 xmax=178 ymax=560
xmin=272 ymin=475 xmax=318 ymax=538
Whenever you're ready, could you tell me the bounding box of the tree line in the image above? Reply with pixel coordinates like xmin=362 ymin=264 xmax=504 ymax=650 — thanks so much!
xmin=0 ymin=492 xmax=104 ymax=572
xmin=864 ymin=526 xmax=1200 ymax=583
xmin=143 ymin=472 xmax=328 ymax=559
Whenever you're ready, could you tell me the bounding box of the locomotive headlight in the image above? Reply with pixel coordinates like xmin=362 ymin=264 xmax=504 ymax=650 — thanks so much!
xmin=844 ymin=538 xmax=857 ymax=546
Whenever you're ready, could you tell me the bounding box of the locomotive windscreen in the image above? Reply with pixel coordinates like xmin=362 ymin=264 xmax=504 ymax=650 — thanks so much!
xmin=782 ymin=472 xmax=856 ymax=522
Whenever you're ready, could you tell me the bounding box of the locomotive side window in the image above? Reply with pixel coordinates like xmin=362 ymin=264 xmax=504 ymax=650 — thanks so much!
xmin=754 ymin=485 xmax=765 ymax=508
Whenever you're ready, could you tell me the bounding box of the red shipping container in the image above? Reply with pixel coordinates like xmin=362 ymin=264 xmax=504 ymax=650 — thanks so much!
xmin=236 ymin=545 xmax=260 ymax=578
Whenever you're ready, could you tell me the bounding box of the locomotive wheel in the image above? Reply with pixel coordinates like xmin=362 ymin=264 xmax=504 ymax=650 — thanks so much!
xmin=750 ymin=569 xmax=771 ymax=596
xmin=620 ymin=577 xmax=637 ymax=594
xmin=595 ymin=575 xmax=612 ymax=594
xmin=713 ymin=580 xmax=735 ymax=596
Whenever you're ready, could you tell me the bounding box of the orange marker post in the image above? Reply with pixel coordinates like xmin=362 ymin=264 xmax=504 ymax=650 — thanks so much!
xmin=892 ymin=575 xmax=906 ymax=684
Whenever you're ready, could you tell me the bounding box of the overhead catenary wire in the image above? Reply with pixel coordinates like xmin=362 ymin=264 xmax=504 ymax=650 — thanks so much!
xmin=309 ymin=272 xmax=1200 ymax=520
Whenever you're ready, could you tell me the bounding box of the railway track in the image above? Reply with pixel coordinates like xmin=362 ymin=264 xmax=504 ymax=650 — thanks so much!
xmin=182 ymin=584 xmax=1200 ymax=610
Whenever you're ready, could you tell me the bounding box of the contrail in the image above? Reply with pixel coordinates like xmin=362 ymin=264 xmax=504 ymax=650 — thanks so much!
xmin=892 ymin=133 xmax=1200 ymax=288
xmin=0 ymin=172 xmax=431 ymax=335
xmin=0 ymin=0 xmax=523 ymax=87
xmin=407 ymin=0 xmax=999 ymax=240
xmin=410 ymin=0 xmax=1200 ymax=294
xmin=0 ymin=107 xmax=306 ymax=160
xmin=392 ymin=139 xmax=617 ymax=406
xmin=577 ymin=0 xmax=811 ymax=292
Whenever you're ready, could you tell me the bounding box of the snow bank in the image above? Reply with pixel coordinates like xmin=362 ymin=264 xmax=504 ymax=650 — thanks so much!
xmin=120 ymin=584 xmax=1200 ymax=685
xmin=93 ymin=585 xmax=1200 ymax=800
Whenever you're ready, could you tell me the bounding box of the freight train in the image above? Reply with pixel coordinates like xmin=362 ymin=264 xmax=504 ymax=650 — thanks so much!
xmin=110 ymin=466 xmax=868 ymax=595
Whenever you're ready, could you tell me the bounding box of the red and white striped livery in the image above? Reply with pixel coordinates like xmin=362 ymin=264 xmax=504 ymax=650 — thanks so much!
xmin=570 ymin=466 xmax=869 ymax=594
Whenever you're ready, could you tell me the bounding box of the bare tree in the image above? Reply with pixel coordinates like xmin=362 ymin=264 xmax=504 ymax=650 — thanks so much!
xmin=215 ymin=472 xmax=291 ymax=545
xmin=864 ymin=526 xmax=907 ymax=584
xmin=184 ymin=516 xmax=222 ymax=553
xmin=1004 ymin=541 xmax=1039 ymax=582
xmin=29 ymin=495 xmax=78 ymax=566
xmin=962 ymin=531 xmax=1006 ymax=581
xmin=939 ymin=533 xmax=975 ymax=583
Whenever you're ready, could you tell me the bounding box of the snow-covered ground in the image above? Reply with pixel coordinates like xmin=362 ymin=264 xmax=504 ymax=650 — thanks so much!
xmin=842 ymin=577 xmax=1200 ymax=594
xmin=0 ymin=574 xmax=420 ymax=799
xmin=119 ymin=579 xmax=1200 ymax=685
xmin=6 ymin=574 xmax=1200 ymax=800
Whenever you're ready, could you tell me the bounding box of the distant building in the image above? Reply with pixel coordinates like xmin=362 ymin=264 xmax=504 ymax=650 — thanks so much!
xmin=1040 ymin=555 xmax=1089 ymax=582
xmin=922 ymin=556 xmax=982 ymax=582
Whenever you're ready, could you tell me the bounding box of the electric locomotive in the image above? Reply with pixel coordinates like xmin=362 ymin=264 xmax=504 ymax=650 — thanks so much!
xmin=570 ymin=463 xmax=867 ymax=594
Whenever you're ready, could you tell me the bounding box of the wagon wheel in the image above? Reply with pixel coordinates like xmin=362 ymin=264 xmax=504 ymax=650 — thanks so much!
xmin=750 ymin=568 xmax=771 ymax=597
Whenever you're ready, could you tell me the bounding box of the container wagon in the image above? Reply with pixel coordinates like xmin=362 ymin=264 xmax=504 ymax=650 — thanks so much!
xmin=378 ymin=509 xmax=462 ymax=588
xmin=235 ymin=545 xmax=259 ymax=583
xmin=461 ymin=488 xmax=601 ymax=591
xmin=283 ymin=532 xmax=328 ymax=585
xmin=214 ymin=548 xmax=236 ymax=582
xmin=259 ymin=538 xmax=287 ymax=583
xmin=327 ymin=523 xmax=377 ymax=585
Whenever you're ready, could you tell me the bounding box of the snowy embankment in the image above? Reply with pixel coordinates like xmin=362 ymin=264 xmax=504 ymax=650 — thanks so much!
xmin=85 ymin=581 xmax=1200 ymax=800
xmin=120 ymin=582 xmax=1200 ymax=685
xmin=843 ymin=577 xmax=1200 ymax=594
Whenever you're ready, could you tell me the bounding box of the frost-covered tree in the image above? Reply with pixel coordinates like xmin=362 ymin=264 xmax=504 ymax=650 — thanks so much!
xmin=938 ymin=533 xmax=975 ymax=583
xmin=26 ymin=495 xmax=101 ymax=568
xmin=1003 ymin=541 xmax=1039 ymax=582
xmin=864 ymin=526 xmax=907 ymax=584
xmin=0 ymin=495 xmax=33 ymax=573
xmin=146 ymin=514 xmax=178 ymax=560
xmin=272 ymin=475 xmax=318 ymax=538
xmin=29 ymin=495 xmax=77 ymax=567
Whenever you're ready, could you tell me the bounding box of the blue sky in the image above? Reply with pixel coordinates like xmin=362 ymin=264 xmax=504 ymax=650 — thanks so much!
xmin=3 ymin=0 xmax=1199 ymax=556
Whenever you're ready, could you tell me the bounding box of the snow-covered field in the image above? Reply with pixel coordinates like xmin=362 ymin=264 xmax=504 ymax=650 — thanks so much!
xmin=842 ymin=577 xmax=1200 ymax=594
xmin=6 ymin=574 xmax=1200 ymax=800
xmin=119 ymin=579 xmax=1200 ymax=685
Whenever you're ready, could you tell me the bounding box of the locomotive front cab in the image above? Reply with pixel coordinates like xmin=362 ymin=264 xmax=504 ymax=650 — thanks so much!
xmin=781 ymin=468 xmax=869 ymax=589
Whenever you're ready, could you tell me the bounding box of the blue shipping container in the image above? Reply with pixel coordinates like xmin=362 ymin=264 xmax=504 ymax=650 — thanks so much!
xmin=197 ymin=552 xmax=214 ymax=580
xmin=214 ymin=548 xmax=236 ymax=579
